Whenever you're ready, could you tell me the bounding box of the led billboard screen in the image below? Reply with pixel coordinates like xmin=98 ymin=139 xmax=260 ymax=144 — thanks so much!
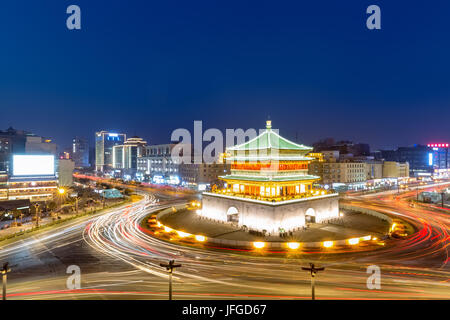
xmin=13 ymin=155 xmax=55 ymax=176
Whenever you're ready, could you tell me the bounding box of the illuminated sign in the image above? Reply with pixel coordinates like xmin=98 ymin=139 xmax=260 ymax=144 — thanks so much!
xmin=13 ymin=155 xmax=55 ymax=176
xmin=108 ymin=133 xmax=118 ymax=137
xmin=428 ymin=153 xmax=433 ymax=166
xmin=427 ymin=143 xmax=449 ymax=148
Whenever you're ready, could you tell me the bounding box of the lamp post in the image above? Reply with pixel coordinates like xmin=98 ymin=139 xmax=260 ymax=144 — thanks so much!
xmin=160 ymin=260 xmax=182 ymax=300
xmin=57 ymin=188 xmax=65 ymax=218
xmin=33 ymin=203 xmax=40 ymax=228
xmin=301 ymin=263 xmax=325 ymax=300
xmin=1 ymin=262 xmax=11 ymax=300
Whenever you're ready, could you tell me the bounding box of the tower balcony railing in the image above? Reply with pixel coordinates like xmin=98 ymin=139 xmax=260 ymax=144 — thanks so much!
xmin=210 ymin=188 xmax=334 ymax=202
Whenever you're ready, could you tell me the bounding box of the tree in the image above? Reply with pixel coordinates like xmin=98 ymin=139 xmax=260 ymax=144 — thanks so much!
xmin=47 ymin=201 xmax=57 ymax=211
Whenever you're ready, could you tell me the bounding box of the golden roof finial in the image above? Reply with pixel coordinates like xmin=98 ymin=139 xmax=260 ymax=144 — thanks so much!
xmin=266 ymin=119 xmax=272 ymax=129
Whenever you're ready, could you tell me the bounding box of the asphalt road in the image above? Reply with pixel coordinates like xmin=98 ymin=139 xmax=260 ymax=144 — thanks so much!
xmin=1 ymin=186 xmax=449 ymax=300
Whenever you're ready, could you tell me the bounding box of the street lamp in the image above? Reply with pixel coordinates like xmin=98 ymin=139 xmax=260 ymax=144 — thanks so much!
xmin=57 ymin=188 xmax=66 ymax=218
xmin=160 ymin=260 xmax=182 ymax=300
xmin=1 ymin=262 xmax=11 ymax=300
xmin=33 ymin=203 xmax=40 ymax=228
xmin=301 ymin=263 xmax=325 ymax=300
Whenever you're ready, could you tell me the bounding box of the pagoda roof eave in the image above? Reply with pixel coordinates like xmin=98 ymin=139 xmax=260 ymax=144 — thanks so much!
xmin=227 ymin=129 xmax=313 ymax=152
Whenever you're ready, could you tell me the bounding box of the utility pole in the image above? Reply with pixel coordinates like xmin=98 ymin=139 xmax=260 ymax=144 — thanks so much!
xmin=160 ymin=260 xmax=182 ymax=300
xmin=440 ymin=192 xmax=445 ymax=208
xmin=301 ymin=263 xmax=325 ymax=300
xmin=2 ymin=262 xmax=11 ymax=300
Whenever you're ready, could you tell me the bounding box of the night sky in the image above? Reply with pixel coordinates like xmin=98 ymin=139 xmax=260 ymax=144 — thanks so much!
xmin=1 ymin=0 xmax=449 ymax=151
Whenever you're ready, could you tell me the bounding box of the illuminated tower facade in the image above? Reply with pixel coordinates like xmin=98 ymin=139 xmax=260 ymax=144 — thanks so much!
xmin=201 ymin=121 xmax=339 ymax=234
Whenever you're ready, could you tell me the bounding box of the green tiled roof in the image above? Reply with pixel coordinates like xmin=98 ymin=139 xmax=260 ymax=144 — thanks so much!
xmin=227 ymin=125 xmax=313 ymax=152
xmin=220 ymin=174 xmax=320 ymax=182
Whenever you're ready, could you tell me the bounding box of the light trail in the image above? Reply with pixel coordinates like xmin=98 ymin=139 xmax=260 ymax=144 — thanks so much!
xmin=3 ymin=183 xmax=450 ymax=300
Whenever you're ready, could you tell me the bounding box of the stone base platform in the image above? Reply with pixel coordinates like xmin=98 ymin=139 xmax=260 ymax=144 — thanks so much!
xmin=200 ymin=192 xmax=339 ymax=234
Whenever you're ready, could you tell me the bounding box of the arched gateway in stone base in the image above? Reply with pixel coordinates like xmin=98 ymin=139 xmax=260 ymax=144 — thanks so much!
xmin=198 ymin=120 xmax=340 ymax=234
xmin=201 ymin=192 xmax=339 ymax=233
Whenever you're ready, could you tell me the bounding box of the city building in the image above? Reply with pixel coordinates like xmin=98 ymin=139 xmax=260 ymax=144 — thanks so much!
xmin=57 ymin=159 xmax=75 ymax=186
xmin=25 ymin=136 xmax=57 ymax=155
xmin=137 ymin=143 xmax=186 ymax=183
xmin=365 ymin=161 xmax=383 ymax=180
xmin=313 ymin=138 xmax=371 ymax=157
xmin=309 ymin=159 xmax=367 ymax=187
xmin=201 ymin=121 xmax=339 ymax=234
xmin=72 ymin=137 xmax=90 ymax=168
xmin=112 ymin=136 xmax=147 ymax=179
xmin=179 ymin=162 xmax=231 ymax=190
xmin=95 ymin=131 xmax=126 ymax=172
xmin=0 ymin=127 xmax=47 ymax=171
xmin=382 ymin=161 xmax=410 ymax=178
xmin=381 ymin=144 xmax=449 ymax=177
xmin=2 ymin=154 xmax=58 ymax=202
xmin=308 ymin=151 xmax=402 ymax=190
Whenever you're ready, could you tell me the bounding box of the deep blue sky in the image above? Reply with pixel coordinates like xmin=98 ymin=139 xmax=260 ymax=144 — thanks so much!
xmin=1 ymin=0 xmax=449 ymax=151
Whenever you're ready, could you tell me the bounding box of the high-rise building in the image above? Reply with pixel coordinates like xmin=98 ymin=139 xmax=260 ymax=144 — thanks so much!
xmin=72 ymin=137 xmax=90 ymax=168
xmin=95 ymin=131 xmax=126 ymax=172
xmin=380 ymin=144 xmax=449 ymax=177
xmin=112 ymin=136 xmax=147 ymax=178
xmin=0 ymin=127 xmax=31 ymax=171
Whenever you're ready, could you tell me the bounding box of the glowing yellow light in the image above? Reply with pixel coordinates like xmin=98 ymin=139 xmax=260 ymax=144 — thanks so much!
xmin=348 ymin=238 xmax=359 ymax=245
xmin=323 ymin=241 xmax=334 ymax=248
xmin=372 ymin=237 xmax=378 ymax=241
xmin=287 ymin=242 xmax=300 ymax=250
xmin=177 ymin=231 xmax=191 ymax=238
xmin=195 ymin=235 xmax=206 ymax=242
xmin=58 ymin=188 xmax=65 ymax=194
xmin=164 ymin=226 xmax=172 ymax=232
xmin=156 ymin=221 xmax=162 ymax=227
xmin=390 ymin=223 xmax=397 ymax=232
xmin=362 ymin=235 xmax=372 ymax=241
xmin=253 ymin=241 xmax=265 ymax=249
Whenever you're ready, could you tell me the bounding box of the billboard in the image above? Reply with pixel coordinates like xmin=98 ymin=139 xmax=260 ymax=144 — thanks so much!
xmin=13 ymin=155 xmax=55 ymax=176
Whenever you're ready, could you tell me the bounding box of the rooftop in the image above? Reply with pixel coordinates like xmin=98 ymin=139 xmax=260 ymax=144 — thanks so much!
xmin=227 ymin=121 xmax=313 ymax=152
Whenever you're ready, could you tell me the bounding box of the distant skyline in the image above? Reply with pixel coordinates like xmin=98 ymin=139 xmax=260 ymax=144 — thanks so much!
xmin=2 ymin=1 xmax=449 ymax=151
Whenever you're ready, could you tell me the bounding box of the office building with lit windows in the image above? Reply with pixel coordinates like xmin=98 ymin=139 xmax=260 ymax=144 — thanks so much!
xmin=112 ymin=136 xmax=147 ymax=178
xmin=72 ymin=137 xmax=90 ymax=168
xmin=95 ymin=131 xmax=126 ymax=172
xmin=137 ymin=144 xmax=182 ymax=183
